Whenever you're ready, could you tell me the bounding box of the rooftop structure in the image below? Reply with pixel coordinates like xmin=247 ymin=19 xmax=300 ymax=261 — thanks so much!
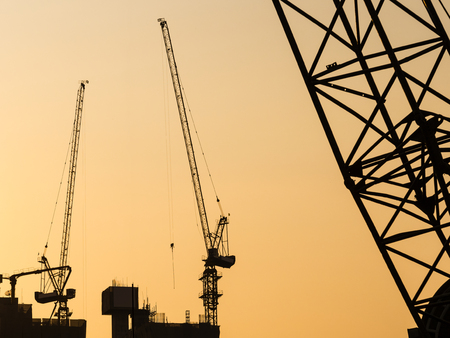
xmin=102 ymin=283 xmax=219 ymax=338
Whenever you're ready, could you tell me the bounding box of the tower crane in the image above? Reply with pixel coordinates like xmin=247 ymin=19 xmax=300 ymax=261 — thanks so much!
xmin=36 ymin=80 xmax=88 ymax=324
xmin=158 ymin=18 xmax=235 ymax=326
xmin=273 ymin=1 xmax=450 ymax=337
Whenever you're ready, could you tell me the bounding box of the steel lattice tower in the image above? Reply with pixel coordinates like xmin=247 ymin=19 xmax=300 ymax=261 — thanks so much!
xmin=199 ymin=267 xmax=222 ymax=325
xmin=273 ymin=1 xmax=450 ymax=337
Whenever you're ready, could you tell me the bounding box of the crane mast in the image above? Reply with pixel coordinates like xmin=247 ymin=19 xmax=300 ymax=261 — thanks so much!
xmin=158 ymin=18 xmax=235 ymax=326
xmin=37 ymin=80 xmax=88 ymax=324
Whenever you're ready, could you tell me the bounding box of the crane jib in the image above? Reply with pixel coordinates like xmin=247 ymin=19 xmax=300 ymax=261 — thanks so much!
xmin=58 ymin=81 xmax=87 ymax=286
xmin=159 ymin=19 xmax=213 ymax=249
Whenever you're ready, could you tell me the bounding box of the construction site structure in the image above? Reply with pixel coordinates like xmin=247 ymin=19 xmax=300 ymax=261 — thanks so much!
xmin=102 ymin=283 xmax=219 ymax=338
xmin=36 ymin=80 xmax=89 ymax=324
xmin=0 ymin=274 xmax=86 ymax=338
xmin=158 ymin=18 xmax=235 ymax=326
xmin=273 ymin=1 xmax=450 ymax=337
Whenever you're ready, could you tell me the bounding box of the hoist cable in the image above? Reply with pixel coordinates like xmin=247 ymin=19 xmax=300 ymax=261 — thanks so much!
xmin=162 ymin=34 xmax=176 ymax=286
xmin=46 ymin=133 xmax=73 ymax=247
xmin=170 ymin=243 xmax=175 ymax=289
xmin=81 ymin=112 xmax=88 ymax=318
xmin=179 ymin=79 xmax=221 ymax=202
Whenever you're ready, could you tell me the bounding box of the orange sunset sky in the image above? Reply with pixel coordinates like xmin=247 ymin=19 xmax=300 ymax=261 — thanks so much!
xmin=4 ymin=1 xmax=449 ymax=337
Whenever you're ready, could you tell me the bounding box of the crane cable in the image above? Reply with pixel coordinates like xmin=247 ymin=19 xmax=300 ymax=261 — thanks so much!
xmin=45 ymin=132 xmax=73 ymax=250
xmin=81 ymin=111 xmax=88 ymax=318
xmin=179 ymin=79 xmax=221 ymax=206
xmin=40 ymin=127 xmax=73 ymax=294
xmin=162 ymin=36 xmax=176 ymax=289
xmin=177 ymin=78 xmax=225 ymax=249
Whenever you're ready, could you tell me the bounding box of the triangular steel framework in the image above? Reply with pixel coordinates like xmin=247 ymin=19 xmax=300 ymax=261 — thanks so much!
xmin=273 ymin=1 xmax=450 ymax=337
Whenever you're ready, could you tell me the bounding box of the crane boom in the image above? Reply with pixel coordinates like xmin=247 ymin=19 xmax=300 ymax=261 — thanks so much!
xmin=59 ymin=80 xmax=88 ymax=287
xmin=158 ymin=18 xmax=235 ymax=326
xmin=158 ymin=18 xmax=212 ymax=250
xmin=273 ymin=1 xmax=450 ymax=337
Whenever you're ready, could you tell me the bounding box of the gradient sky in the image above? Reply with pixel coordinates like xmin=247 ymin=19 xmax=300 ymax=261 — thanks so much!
xmin=3 ymin=1 xmax=447 ymax=337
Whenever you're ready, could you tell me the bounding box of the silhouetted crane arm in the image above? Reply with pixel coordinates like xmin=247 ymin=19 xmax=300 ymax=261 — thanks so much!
xmin=57 ymin=80 xmax=88 ymax=289
xmin=158 ymin=18 xmax=213 ymax=250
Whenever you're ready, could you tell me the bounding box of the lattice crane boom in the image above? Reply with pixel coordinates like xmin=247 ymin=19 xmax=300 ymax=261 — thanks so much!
xmin=159 ymin=18 xmax=211 ymax=250
xmin=273 ymin=1 xmax=450 ymax=337
xmin=59 ymin=80 xmax=87 ymax=287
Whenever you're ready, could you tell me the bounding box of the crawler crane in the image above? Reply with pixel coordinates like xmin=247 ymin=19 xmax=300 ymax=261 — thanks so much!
xmin=273 ymin=1 xmax=450 ymax=337
xmin=36 ymin=80 xmax=88 ymax=324
xmin=158 ymin=18 xmax=235 ymax=326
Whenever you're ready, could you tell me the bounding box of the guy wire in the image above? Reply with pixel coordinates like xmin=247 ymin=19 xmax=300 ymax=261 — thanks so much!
xmin=46 ymin=131 xmax=73 ymax=247
xmin=179 ymin=79 xmax=220 ymax=201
